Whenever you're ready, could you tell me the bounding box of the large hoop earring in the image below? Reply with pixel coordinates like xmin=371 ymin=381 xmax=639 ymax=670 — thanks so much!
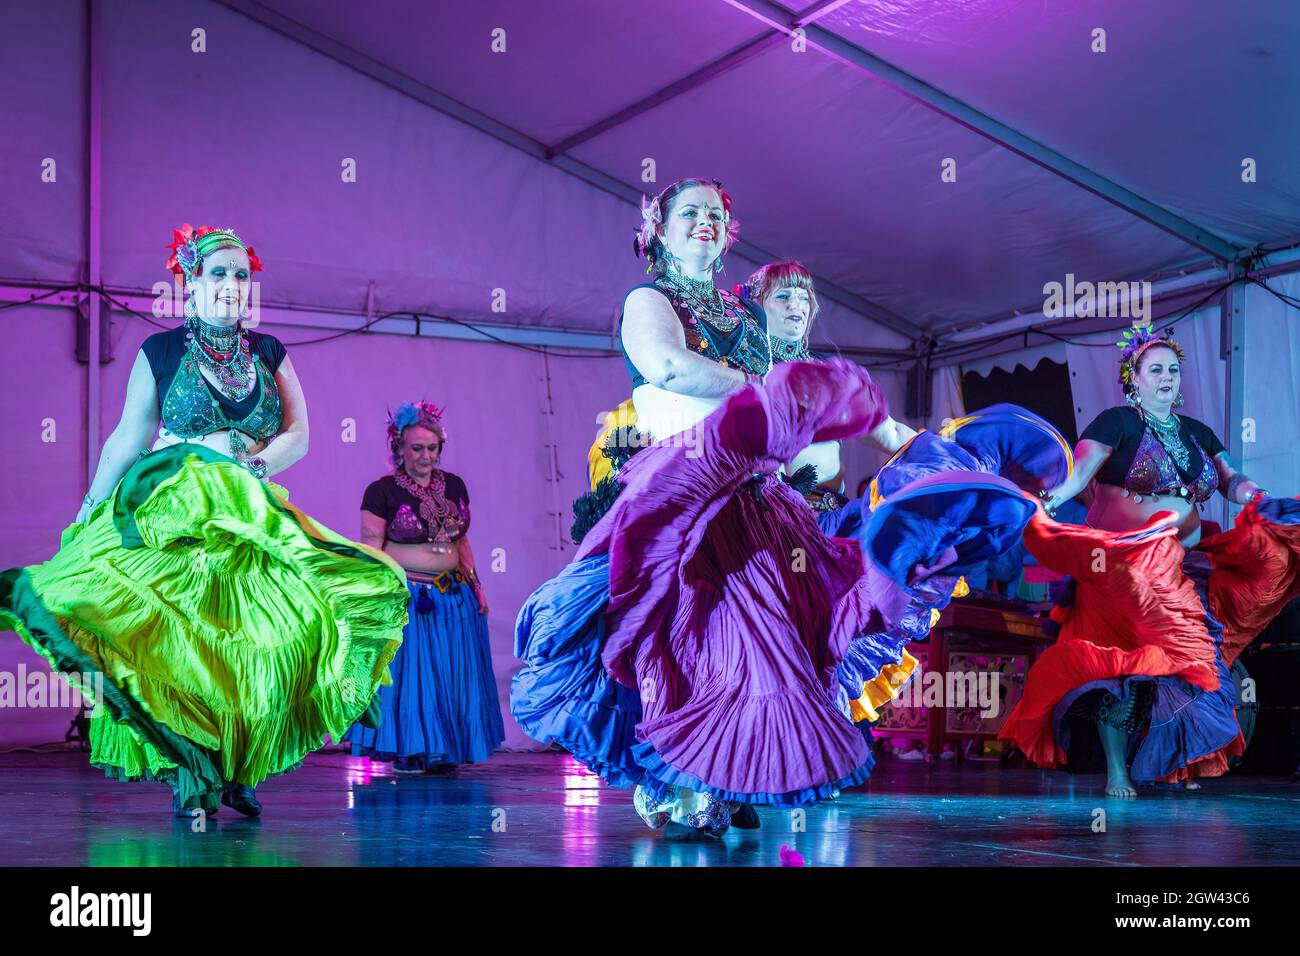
xmin=1125 ymin=391 xmax=1142 ymax=408
xmin=1173 ymin=393 xmax=1185 ymax=408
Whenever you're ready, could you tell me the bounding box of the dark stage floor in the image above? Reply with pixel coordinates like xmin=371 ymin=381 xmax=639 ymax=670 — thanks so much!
xmin=1 ymin=749 xmax=1297 ymax=866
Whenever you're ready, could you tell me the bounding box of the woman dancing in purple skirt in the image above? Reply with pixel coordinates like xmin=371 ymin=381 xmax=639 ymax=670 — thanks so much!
xmin=513 ymin=178 xmax=1061 ymax=840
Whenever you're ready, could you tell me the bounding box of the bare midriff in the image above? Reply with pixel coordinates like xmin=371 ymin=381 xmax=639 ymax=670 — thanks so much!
xmin=788 ymin=440 xmax=844 ymax=492
xmin=1088 ymin=481 xmax=1203 ymax=548
xmin=151 ymin=427 xmax=267 ymax=458
xmin=631 ymin=383 xmax=723 ymax=443
xmin=380 ymin=540 xmax=461 ymax=576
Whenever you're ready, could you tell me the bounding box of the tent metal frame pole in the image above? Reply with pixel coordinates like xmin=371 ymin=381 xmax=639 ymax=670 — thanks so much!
xmin=546 ymin=32 xmax=786 ymax=157
xmin=941 ymin=265 xmax=1232 ymax=345
xmin=85 ymin=0 xmax=104 ymax=491
xmin=924 ymin=281 xmax=1237 ymax=370
xmin=939 ymin=245 xmax=1300 ymax=347
xmin=1221 ymin=272 xmax=1247 ymax=528
xmin=0 ymin=280 xmax=918 ymax=360
xmin=720 ymin=0 xmax=1244 ymax=263
xmin=213 ymin=0 xmax=924 ymax=340
xmin=547 ymin=0 xmax=852 ymax=157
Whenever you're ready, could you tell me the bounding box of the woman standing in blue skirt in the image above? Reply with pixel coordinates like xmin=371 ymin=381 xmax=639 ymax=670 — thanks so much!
xmin=346 ymin=402 xmax=504 ymax=772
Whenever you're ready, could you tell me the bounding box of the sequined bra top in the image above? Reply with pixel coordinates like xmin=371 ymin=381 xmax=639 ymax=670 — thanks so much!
xmin=142 ymin=327 xmax=285 ymax=441
xmin=362 ymin=471 xmax=471 ymax=545
xmin=619 ymin=277 xmax=772 ymax=387
xmin=1082 ymin=406 xmax=1224 ymax=505
xmin=1123 ymin=428 xmax=1219 ymax=503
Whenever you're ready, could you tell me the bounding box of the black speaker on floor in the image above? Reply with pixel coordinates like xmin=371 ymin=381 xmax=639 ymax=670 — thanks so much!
xmin=1237 ymin=597 xmax=1300 ymax=774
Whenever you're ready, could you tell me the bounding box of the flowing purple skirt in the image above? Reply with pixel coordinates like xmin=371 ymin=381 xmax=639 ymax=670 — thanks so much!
xmin=512 ymin=369 xmax=1067 ymax=807
xmin=570 ymin=360 xmax=898 ymax=804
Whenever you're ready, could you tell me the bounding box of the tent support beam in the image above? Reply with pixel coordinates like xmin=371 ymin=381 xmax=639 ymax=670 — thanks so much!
xmin=925 ymin=282 xmax=1236 ymax=370
xmin=1221 ymin=269 xmax=1247 ymax=526
xmin=939 ymin=245 xmax=1300 ymax=344
xmin=84 ymin=0 xmax=104 ymax=492
xmin=0 ymin=281 xmax=917 ymax=359
xmin=546 ymin=33 xmax=786 ymax=158
xmin=214 ymin=0 xmax=924 ymax=340
xmin=720 ymin=0 xmax=1244 ymax=263
xmin=547 ymin=0 xmax=852 ymax=157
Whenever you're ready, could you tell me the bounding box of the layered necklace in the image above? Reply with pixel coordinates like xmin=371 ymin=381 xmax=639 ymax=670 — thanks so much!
xmin=393 ymin=467 xmax=462 ymax=545
xmin=188 ymin=316 xmax=255 ymax=402
xmin=658 ymin=269 xmax=739 ymax=332
xmin=770 ymin=335 xmax=812 ymax=363
xmin=1143 ymin=409 xmax=1191 ymax=472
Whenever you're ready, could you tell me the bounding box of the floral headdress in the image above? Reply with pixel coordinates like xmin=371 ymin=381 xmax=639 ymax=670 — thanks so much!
xmin=166 ymin=223 xmax=263 ymax=281
xmin=1116 ymin=320 xmax=1184 ymax=394
xmin=387 ymin=401 xmax=447 ymax=466
xmin=633 ymin=178 xmax=740 ymax=274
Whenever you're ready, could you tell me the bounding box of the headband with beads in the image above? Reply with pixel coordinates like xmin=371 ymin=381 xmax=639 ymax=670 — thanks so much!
xmin=166 ymin=223 xmax=263 ymax=280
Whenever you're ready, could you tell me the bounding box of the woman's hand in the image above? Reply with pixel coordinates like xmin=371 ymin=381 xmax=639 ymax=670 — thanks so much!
xmin=75 ymin=501 xmax=93 ymax=525
xmin=473 ymin=582 xmax=489 ymax=617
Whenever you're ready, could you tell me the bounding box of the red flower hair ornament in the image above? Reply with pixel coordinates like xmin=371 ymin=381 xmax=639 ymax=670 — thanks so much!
xmin=165 ymin=223 xmax=263 ymax=280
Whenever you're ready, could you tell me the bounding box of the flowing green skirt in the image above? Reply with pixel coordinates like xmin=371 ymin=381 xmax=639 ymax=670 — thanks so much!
xmin=0 ymin=444 xmax=408 ymax=806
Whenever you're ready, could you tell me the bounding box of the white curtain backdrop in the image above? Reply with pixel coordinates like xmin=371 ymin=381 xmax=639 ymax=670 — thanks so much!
xmin=1243 ymin=272 xmax=1300 ymax=498
xmin=926 ymin=363 xmax=966 ymax=432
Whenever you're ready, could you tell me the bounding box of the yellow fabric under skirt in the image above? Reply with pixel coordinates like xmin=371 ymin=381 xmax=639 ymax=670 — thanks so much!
xmin=848 ymin=649 xmax=921 ymax=724
xmin=588 ymin=398 xmax=638 ymax=490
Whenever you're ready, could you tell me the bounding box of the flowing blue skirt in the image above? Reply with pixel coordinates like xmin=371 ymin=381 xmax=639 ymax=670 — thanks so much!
xmin=510 ymin=553 xmax=644 ymax=788
xmin=818 ymin=499 xmax=864 ymax=538
xmin=347 ymin=578 xmax=504 ymax=767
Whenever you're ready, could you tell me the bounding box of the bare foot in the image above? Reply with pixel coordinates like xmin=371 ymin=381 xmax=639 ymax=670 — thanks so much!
xmin=1185 ymin=781 xmax=1201 ymax=791
xmin=1105 ymin=774 xmax=1137 ymax=798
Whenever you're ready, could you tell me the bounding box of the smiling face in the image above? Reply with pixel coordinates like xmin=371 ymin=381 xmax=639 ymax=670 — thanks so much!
xmin=763 ymin=285 xmax=813 ymax=342
xmin=187 ymin=245 xmax=252 ymax=325
xmin=658 ymin=184 xmax=727 ymax=272
xmin=399 ymin=424 xmax=443 ymax=480
xmin=1133 ymin=344 xmax=1181 ymax=410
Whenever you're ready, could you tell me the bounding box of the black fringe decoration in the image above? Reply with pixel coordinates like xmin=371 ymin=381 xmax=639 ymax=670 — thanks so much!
xmin=785 ymin=463 xmax=821 ymax=498
xmin=570 ymin=476 xmax=624 ymax=546
xmin=568 ymin=424 xmax=650 ymax=546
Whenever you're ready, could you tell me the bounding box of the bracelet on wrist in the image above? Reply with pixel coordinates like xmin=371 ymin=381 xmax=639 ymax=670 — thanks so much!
xmin=82 ymin=493 xmax=96 ymax=509
xmin=242 ymin=456 xmax=269 ymax=480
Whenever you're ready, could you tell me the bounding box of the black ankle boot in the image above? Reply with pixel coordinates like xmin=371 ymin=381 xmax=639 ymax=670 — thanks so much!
xmin=663 ymin=821 xmax=723 ymax=842
xmin=730 ymin=802 xmax=761 ymax=829
xmin=221 ymin=784 xmax=262 ymax=817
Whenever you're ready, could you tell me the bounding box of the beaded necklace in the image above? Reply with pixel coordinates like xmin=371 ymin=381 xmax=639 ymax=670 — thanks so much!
xmin=392 ymin=467 xmax=464 ymax=545
xmin=770 ymin=335 xmax=812 ymax=363
xmin=658 ymin=270 xmax=739 ymax=332
xmin=187 ymin=317 xmax=255 ymax=402
xmin=1142 ymin=410 xmax=1191 ymax=472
